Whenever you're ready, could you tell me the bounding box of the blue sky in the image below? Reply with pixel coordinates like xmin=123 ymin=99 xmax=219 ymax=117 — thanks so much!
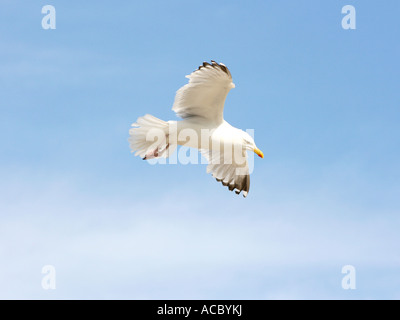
xmin=0 ymin=0 xmax=399 ymax=299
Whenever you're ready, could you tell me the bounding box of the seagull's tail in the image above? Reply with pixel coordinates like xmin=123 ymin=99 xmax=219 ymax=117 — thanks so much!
xmin=129 ymin=114 xmax=176 ymax=160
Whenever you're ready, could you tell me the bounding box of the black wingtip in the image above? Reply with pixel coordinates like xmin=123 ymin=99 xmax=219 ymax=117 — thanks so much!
xmin=193 ymin=60 xmax=231 ymax=78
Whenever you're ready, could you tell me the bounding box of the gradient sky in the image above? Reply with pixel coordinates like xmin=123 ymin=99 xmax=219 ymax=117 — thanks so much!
xmin=0 ymin=1 xmax=399 ymax=299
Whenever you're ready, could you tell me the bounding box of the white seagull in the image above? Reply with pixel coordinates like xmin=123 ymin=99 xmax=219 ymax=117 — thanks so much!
xmin=129 ymin=60 xmax=264 ymax=197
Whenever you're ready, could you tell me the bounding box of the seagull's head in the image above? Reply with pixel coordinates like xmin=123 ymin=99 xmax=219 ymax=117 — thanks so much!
xmin=242 ymin=132 xmax=264 ymax=159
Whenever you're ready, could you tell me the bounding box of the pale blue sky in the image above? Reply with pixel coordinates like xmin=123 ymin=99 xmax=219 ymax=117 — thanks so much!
xmin=0 ymin=1 xmax=399 ymax=299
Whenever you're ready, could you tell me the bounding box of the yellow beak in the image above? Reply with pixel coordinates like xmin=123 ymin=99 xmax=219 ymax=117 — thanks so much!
xmin=254 ymin=147 xmax=264 ymax=158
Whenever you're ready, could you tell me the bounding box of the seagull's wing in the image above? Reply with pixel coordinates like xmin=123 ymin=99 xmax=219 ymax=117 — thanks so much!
xmin=201 ymin=149 xmax=250 ymax=197
xmin=172 ymin=61 xmax=235 ymax=125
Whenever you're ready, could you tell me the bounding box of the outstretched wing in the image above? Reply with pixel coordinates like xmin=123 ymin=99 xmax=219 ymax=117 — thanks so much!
xmin=172 ymin=61 xmax=235 ymax=125
xmin=201 ymin=149 xmax=250 ymax=197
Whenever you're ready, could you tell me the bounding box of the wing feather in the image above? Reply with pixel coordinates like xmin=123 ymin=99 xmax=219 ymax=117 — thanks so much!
xmin=201 ymin=149 xmax=250 ymax=197
xmin=172 ymin=61 xmax=235 ymax=125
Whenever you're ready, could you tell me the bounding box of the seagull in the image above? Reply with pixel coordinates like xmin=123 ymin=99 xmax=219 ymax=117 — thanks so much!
xmin=129 ymin=60 xmax=264 ymax=197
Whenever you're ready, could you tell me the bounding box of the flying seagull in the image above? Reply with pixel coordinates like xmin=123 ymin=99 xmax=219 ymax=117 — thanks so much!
xmin=129 ymin=60 xmax=263 ymax=197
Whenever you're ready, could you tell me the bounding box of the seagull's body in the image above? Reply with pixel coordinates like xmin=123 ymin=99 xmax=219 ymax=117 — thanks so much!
xmin=173 ymin=119 xmax=245 ymax=150
xmin=129 ymin=61 xmax=263 ymax=197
